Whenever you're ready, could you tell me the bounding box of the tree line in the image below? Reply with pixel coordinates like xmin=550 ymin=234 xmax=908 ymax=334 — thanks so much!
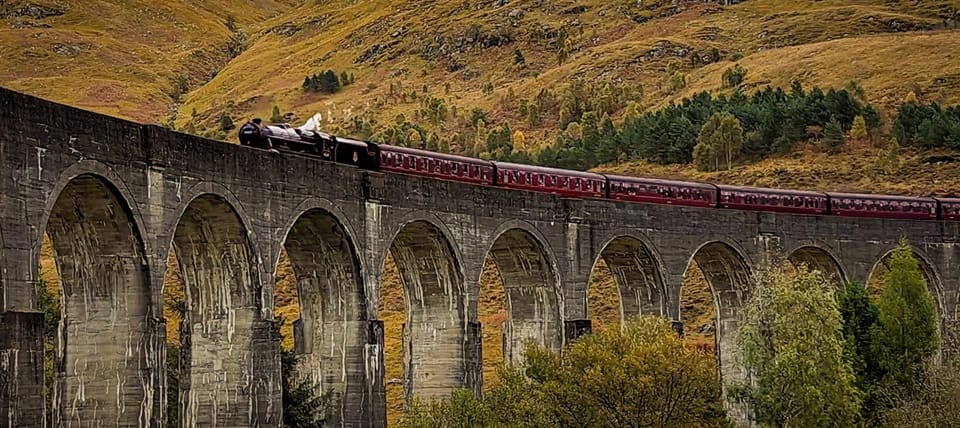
xmin=338 ymin=73 xmax=960 ymax=177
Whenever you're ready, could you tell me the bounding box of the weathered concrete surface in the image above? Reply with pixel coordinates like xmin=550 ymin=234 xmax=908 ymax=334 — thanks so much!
xmin=46 ymin=175 xmax=153 ymax=427
xmin=0 ymin=311 xmax=44 ymax=427
xmin=2 ymin=87 xmax=960 ymax=427
xmin=285 ymin=207 xmax=367 ymax=425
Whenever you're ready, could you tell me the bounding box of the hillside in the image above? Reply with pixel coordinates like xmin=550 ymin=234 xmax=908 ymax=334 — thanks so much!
xmin=7 ymin=0 xmax=960 ymax=426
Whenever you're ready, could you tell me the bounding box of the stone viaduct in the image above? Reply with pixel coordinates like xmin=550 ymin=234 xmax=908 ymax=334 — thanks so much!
xmin=1 ymin=87 xmax=958 ymax=427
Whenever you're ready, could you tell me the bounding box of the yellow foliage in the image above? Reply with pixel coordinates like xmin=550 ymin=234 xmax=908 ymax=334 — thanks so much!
xmin=511 ymin=130 xmax=527 ymax=151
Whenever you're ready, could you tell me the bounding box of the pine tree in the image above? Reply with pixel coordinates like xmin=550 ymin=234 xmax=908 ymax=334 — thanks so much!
xmin=838 ymin=281 xmax=884 ymax=420
xmin=872 ymin=239 xmax=940 ymax=394
xmin=823 ymin=117 xmax=845 ymax=154
xmin=271 ymin=105 xmax=282 ymax=123
xmin=513 ymin=48 xmax=525 ymax=65
xmin=219 ymin=113 xmax=234 ymax=131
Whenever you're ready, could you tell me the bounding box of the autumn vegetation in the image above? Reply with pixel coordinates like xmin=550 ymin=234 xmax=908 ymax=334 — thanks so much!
xmin=398 ymin=240 xmax=952 ymax=427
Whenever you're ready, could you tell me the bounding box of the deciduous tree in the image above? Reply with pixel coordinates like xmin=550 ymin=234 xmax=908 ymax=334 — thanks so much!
xmin=736 ymin=263 xmax=862 ymax=427
xmin=693 ymin=112 xmax=743 ymax=171
xmin=402 ymin=316 xmax=728 ymax=427
xmin=850 ymin=114 xmax=868 ymax=141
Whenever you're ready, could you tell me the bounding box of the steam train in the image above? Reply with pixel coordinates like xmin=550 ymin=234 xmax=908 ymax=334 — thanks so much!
xmin=237 ymin=119 xmax=960 ymax=222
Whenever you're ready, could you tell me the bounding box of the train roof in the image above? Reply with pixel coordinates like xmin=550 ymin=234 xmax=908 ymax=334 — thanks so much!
xmin=604 ymin=174 xmax=717 ymax=190
xmin=717 ymin=184 xmax=827 ymax=197
xmin=826 ymin=191 xmax=936 ymax=202
xmin=333 ymin=136 xmax=370 ymax=148
xmin=491 ymin=161 xmax=606 ymax=179
xmin=379 ymin=144 xmax=493 ymax=165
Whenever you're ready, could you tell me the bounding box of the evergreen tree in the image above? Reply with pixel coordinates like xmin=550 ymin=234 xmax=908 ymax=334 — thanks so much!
xmin=823 ymin=117 xmax=845 ymax=154
xmin=219 ymin=113 xmax=234 ymax=131
xmin=281 ymin=349 xmax=326 ymax=426
xmin=513 ymin=48 xmax=525 ymax=65
xmin=838 ymin=281 xmax=884 ymax=420
xmin=271 ymin=105 xmax=282 ymax=123
xmin=736 ymin=263 xmax=863 ymax=427
xmin=872 ymin=240 xmax=940 ymax=394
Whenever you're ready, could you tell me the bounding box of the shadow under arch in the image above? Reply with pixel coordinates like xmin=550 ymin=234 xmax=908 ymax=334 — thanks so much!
xmin=276 ymin=201 xmax=368 ymax=426
xmin=680 ymin=240 xmax=753 ymax=388
xmin=481 ymin=221 xmax=563 ymax=366
xmin=588 ymin=233 xmax=667 ymax=328
xmin=41 ymin=173 xmax=153 ymax=426
xmin=170 ymin=192 xmax=265 ymax=426
xmin=380 ymin=216 xmax=468 ymax=407
xmin=786 ymin=244 xmax=847 ymax=285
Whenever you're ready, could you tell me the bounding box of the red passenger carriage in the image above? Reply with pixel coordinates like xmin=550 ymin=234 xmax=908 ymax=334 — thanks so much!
xmin=827 ymin=192 xmax=937 ymax=220
xmin=606 ymin=175 xmax=718 ymax=208
xmin=492 ymin=161 xmax=606 ymax=199
xmin=378 ymin=144 xmax=494 ymax=185
xmin=718 ymin=185 xmax=828 ymax=215
xmin=935 ymin=197 xmax=960 ymax=221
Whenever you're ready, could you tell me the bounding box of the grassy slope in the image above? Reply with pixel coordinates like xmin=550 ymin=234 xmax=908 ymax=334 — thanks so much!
xmin=175 ymin=1 xmax=960 ymax=139
xmin=0 ymin=0 xmax=297 ymax=122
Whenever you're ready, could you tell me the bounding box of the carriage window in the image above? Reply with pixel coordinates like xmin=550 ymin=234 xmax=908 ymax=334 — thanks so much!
xmin=526 ymin=172 xmax=532 ymax=184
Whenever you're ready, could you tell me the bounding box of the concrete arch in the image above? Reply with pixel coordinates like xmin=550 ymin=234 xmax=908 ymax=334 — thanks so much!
xmin=482 ymin=220 xmax=563 ymax=365
xmin=39 ymin=159 xmax=151 ymax=268
xmin=165 ymin=181 xmax=264 ymax=276
xmin=867 ymin=245 xmax=946 ymax=323
xmin=786 ymin=244 xmax=847 ymax=284
xmin=41 ymin=173 xmax=153 ymax=426
xmin=377 ymin=211 xmax=466 ymax=282
xmin=170 ymin=192 xmax=264 ymax=426
xmin=277 ymin=200 xmax=368 ymax=426
xmin=681 ymin=240 xmax=753 ymax=388
xmin=381 ymin=216 xmax=468 ymax=405
xmin=589 ymin=232 xmax=667 ymax=323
